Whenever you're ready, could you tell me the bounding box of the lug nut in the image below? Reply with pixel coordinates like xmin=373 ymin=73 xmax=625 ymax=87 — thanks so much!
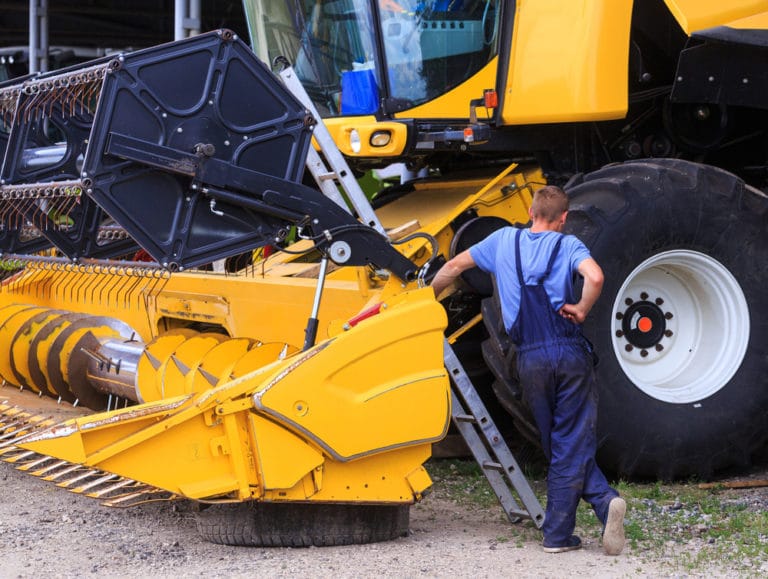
xmin=655 ymin=344 xmax=664 ymax=351
xmin=640 ymin=292 xmax=649 ymax=300
xmin=664 ymin=329 xmax=674 ymax=337
xmin=616 ymin=312 xmax=624 ymax=320
xmin=655 ymin=297 xmax=664 ymax=305
xmin=625 ymin=298 xmax=634 ymax=306
xmin=625 ymin=344 xmax=633 ymax=352
xmin=664 ymin=312 xmax=674 ymax=319
xmin=615 ymin=330 xmax=624 ymax=337
xmin=640 ymin=349 xmax=648 ymax=357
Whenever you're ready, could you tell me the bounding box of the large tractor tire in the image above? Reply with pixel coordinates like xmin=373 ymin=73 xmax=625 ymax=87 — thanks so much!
xmin=562 ymin=159 xmax=768 ymax=479
xmin=196 ymin=501 xmax=409 ymax=547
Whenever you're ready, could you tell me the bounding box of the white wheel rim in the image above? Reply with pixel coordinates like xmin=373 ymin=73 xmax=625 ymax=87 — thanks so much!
xmin=611 ymin=250 xmax=749 ymax=404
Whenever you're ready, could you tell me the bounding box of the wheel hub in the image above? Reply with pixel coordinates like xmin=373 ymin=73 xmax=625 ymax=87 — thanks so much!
xmin=620 ymin=299 xmax=667 ymax=349
xmin=610 ymin=250 xmax=749 ymax=404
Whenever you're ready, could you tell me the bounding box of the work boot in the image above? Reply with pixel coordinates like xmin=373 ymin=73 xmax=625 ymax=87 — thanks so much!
xmin=603 ymin=497 xmax=626 ymax=555
xmin=542 ymin=535 xmax=582 ymax=553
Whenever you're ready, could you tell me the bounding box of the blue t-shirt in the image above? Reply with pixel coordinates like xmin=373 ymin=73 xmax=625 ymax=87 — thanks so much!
xmin=469 ymin=227 xmax=592 ymax=332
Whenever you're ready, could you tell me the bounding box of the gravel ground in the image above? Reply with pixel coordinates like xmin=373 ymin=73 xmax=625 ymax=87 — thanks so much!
xmin=2 ymin=458 xmax=765 ymax=579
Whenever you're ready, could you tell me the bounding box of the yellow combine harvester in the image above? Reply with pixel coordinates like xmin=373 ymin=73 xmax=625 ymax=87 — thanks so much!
xmin=2 ymin=0 xmax=768 ymax=546
xmin=0 ymin=28 xmax=536 ymax=545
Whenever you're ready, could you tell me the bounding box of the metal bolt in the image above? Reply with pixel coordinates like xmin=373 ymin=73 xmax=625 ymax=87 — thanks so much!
xmin=640 ymin=349 xmax=648 ymax=358
xmin=655 ymin=344 xmax=664 ymax=352
xmin=615 ymin=330 xmax=624 ymax=338
xmin=615 ymin=312 xmax=624 ymax=320
xmin=625 ymin=298 xmax=633 ymax=306
xmin=625 ymin=344 xmax=633 ymax=352
xmin=664 ymin=330 xmax=674 ymax=338
xmin=177 ymin=127 xmax=183 ymax=133
xmin=655 ymin=297 xmax=664 ymax=305
xmin=640 ymin=292 xmax=649 ymax=300
xmin=664 ymin=312 xmax=674 ymax=319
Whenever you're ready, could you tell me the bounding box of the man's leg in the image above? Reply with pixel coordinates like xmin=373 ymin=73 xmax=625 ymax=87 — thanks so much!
xmin=519 ymin=345 xmax=589 ymax=548
xmin=576 ymin=362 xmax=625 ymax=555
xmin=517 ymin=349 xmax=576 ymax=548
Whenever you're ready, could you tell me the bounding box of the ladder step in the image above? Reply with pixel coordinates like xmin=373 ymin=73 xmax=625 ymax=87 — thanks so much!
xmin=453 ymin=413 xmax=476 ymax=423
xmin=316 ymin=171 xmax=337 ymax=181
xmin=481 ymin=460 xmax=504 ymax=472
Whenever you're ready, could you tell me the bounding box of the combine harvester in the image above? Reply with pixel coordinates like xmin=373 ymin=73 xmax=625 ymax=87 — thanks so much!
xmin=0 ymin=29 xmax=540 ymax=545
xmin=4 ymin=0 xmax=768 ymax=546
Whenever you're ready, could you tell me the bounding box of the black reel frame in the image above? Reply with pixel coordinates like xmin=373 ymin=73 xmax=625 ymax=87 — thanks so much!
xmin=0 ymin=29 xmax=417 ymax=281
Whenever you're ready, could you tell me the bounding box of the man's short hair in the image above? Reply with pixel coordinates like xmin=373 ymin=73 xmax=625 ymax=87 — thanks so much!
xmin=531 ymin=185 xmax=569 ymax=222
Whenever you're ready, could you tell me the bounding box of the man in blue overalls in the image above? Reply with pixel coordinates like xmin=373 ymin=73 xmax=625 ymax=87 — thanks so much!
xmin=431 ymin=185 xmax=626 ymax=555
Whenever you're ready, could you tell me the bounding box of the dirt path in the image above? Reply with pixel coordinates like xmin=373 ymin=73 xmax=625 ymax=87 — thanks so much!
xmin=0 ymin=461 xmax=747 ymax=579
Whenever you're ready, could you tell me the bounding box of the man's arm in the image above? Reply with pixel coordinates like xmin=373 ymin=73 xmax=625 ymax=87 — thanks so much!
xmin=560 ymin=257 xmax=604 ymax=324
xmin=430 ymin=250 xmax=477 ymax=298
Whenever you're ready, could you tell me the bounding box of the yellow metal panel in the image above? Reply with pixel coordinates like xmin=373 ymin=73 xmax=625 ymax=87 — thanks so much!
xmin=726 ymin=12 xmax=768 ymax=29
xmin=19 ymin=394 xmax=258 ymax=500
xmin=662 ymin=0 xmax=768 ymax=34
xmin=261 ymin=445 xmax=433 ymax=503
xmin=254 ymin=288 xmax=450 ymax=460
xmin=0 ymin=267 xmax=371 ymax=348
xmin=248 ymin=413 xmax=323 ymax=493
xmin=155 ymin=291 xmax=230 ymax=325
xmin=501 ymin=0 xmax=633 ymax=125
xmin=393 ymin=60 xmax=498 ymax=120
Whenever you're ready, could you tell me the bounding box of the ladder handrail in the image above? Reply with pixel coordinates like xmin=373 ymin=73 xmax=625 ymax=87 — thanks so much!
xmin=278 ymin=66 xmax=386 ymax=236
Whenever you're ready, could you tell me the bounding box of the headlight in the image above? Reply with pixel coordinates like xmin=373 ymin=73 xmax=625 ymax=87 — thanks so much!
xmin=349 ymin=129 xmax=361 ymax=153
xmin=370 ymin=131 xmax=391 ymax=147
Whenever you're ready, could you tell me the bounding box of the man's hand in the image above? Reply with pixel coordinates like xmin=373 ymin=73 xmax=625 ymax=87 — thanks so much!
xmin=560 ymin=258 xmax=604 ymax=323
xmin=559 ymin=303 xmax=587 ymax=324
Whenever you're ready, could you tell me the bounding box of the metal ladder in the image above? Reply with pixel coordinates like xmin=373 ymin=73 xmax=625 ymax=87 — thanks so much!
xmin=444 ymin=338 xmax=545 ymax=528
xmin=278 ymin=65 xmax=387 ymax=236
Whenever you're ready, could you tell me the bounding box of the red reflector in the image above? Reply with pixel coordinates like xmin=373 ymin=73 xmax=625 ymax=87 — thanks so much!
xmin=346 ymin=302 xmax=384 ymax=328
xmin=463 ymin=127 xmax=475 ymax=143
xmin=484 ymin=89 xmax=498 ymax=108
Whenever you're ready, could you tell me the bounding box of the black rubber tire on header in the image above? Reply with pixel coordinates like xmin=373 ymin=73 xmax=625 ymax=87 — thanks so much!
xmin=196 ymin=501 xmax=410 ymax=547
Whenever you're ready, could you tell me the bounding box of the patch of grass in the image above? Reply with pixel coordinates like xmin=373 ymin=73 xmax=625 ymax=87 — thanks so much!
xmin=426 ymin=458 xmax=501 ymax=510
xmin=425 ymin=458 xmax=768 ymax=574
